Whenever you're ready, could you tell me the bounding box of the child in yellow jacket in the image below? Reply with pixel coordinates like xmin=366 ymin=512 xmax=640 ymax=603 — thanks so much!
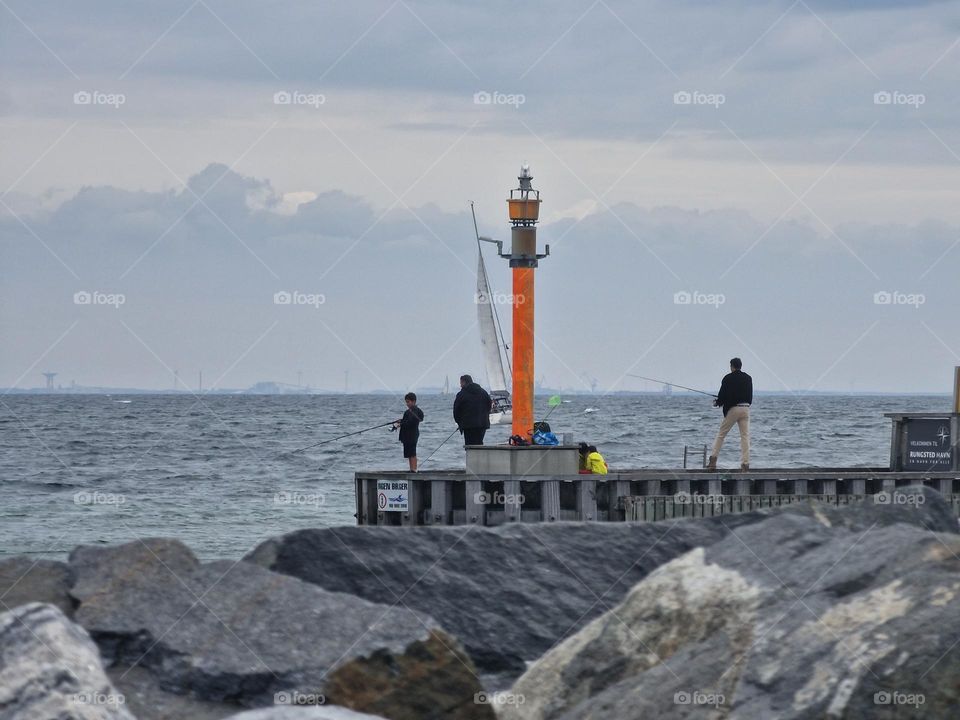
xmin=579 ymin=443 xmax=608 ymax=475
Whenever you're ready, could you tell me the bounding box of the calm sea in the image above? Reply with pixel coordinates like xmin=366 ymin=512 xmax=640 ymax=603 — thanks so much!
xmin=0 ymin=393 xmax=950 ymax=560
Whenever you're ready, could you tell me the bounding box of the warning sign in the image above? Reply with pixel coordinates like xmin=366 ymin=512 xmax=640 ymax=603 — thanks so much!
xmin=377 ymin=479 xmax=409 ymax=512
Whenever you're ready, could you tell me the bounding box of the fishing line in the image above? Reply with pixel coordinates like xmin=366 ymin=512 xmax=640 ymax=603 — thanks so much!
xmin=627 ymin=374 xmax=717 ymax=398
xmin=286 ymin=421 xmax=397 ymax=454
xmin=419 ymin=427 xmax=461 ymax=468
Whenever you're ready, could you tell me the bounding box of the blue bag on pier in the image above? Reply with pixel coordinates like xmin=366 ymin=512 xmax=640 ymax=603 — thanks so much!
xmin=532 ymin=430 xmax=559 ymax=446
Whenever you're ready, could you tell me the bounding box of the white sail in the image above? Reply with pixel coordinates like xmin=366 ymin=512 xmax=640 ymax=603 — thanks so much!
xmin=477 ymin=253 xmax=509 ymax=394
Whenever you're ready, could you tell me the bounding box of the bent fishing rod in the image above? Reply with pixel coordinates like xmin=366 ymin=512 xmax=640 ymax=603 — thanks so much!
xmin=626 ymin=374 xmax=717 ymax=398
xmin=287 ymin=420 xmax=397 ymax=454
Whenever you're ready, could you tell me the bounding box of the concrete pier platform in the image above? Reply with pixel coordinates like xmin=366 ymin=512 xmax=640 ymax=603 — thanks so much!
xmin=354 ymin=466 xmax=960 ymax=526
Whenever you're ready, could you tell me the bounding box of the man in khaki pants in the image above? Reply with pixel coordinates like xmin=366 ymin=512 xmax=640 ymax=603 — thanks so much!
xmin=707 ymin=358 xmax=753 ymax=471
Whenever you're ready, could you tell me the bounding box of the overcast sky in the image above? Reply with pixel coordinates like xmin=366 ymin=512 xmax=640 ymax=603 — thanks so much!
xmin=2 ymin=0 xmax=959 ymax=393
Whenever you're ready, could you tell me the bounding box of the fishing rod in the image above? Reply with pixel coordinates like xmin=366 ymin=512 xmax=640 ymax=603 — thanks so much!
xmin=419 ymin=427 xmax=460 ymax=467
xmin=626 ymin=374 xmax=717 ymax=398
xmin=287 ymin=421 xmax=397 ymax=454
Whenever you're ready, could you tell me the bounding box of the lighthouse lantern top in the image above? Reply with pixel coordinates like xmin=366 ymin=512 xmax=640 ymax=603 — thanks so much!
xmin=507 ymin=163 xmax=541 ymax=225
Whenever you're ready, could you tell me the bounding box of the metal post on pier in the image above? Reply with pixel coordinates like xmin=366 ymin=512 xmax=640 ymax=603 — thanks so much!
xmin=954 ymin=366 xmax=960 ymax=471
xmin=954 ymin=366 xmax=960 ymax=414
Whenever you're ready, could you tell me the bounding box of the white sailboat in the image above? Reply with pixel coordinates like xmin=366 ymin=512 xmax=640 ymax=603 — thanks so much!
xmin=472 ymin=204 xmax=513 ymax=425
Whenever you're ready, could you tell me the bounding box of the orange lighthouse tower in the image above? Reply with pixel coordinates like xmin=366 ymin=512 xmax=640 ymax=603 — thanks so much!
xmin=504 ymin=165 xmax=549 ymax=441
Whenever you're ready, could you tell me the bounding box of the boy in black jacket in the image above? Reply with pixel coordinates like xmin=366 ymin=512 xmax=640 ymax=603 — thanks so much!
xmin=393 ymin=392 xmax=424 ymax=471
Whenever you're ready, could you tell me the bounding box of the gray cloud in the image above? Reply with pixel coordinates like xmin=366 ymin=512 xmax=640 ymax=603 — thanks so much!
xmin=4 ymin=0 xmax=960 ymax=153
xmin=2 ymin=2 xmax=958 ymax=394
xmin=2 ymin=163 xmax=956 ymax=393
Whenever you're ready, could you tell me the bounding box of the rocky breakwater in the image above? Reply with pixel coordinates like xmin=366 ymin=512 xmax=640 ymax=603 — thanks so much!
xmin=2 ymin=486 xmax=958 ymax=719
xmin=0 ymin=538 xmax=491 ymax=720
xmin=244 ymin=488 xmax=958 ymax=691
xmin=500 ymin=486 xmax=960 ymax=719
xmin=244 ymin=510 xmax=771 ymax=684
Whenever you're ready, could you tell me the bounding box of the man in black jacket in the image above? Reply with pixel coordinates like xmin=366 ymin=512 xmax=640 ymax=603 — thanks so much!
xmin=453 ymin=374 xmax=492 ymax=446
xmin=707 ymin=358 xmax=753 ymax=471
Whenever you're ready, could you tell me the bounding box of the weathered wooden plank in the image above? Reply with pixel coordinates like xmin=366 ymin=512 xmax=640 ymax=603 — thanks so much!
xmin=889 ymin=418 xmax=901 ymax=470
xmin=608 ymin=480 xmax=631 ymax=521
xmin=430 ymin=480 xmax=451 ymax=525
xmin=542 ymin=480 xmax=561 ymax=522
xmin=791 ymin=479 xmax=808 ymax=495
xmin=672 ymin=479 xmax=691 ymax=496
xmin=401 ymin=479 xmax=422 ymax=526
xmin=464 ymin=480 xmax=486 ymax=525
xmin=361 ymin=478 xmax=378 ymax=526
xmin=759 ymin=479 xmax=777 ymax=496
xmin=931 ymin=478 xmax=953 ymax=497
xmin=355 ymin=478 xmax=365 ymax=525
xmin=576 ymin=478 xmax=597 ymax=521
xmin=504 ymin=479 xmax=522 ymax=522
xmin=733 ymin=479 xmax=751 ymax=496
xmin=848 ymin=478 xmax=866 ymax=496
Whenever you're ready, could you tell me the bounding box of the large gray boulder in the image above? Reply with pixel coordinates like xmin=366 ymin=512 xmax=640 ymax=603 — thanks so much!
xmin=108 ymin=665 xmax=241 ymax=720
xmin=224 ymin=706 xmax=388 ymax=719
xmin=69 ymin=538 xmax=493 ymax=720
xmin=244 ymin=487 xmax=956 ymax=683
xmin=0 ymin=557 xmax=74 ymax=616
xmin=501 ymin=487 xmax=960 ymax=719
xmin=0 ymin=602 xmax=135 ymax=720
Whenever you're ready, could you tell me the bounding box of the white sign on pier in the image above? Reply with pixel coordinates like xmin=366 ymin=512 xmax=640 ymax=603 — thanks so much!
xmin=377 ymin=479 xmax=409 ymax=512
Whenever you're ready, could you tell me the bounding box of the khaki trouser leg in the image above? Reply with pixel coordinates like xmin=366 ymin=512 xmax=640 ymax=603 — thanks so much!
xmin=711 ymin=406 xmax=750 ymax=463
xmin=737 ymin=408 xmax=750 ymax=465
xmin=711 ymin=411 xmax=737 ymax=459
